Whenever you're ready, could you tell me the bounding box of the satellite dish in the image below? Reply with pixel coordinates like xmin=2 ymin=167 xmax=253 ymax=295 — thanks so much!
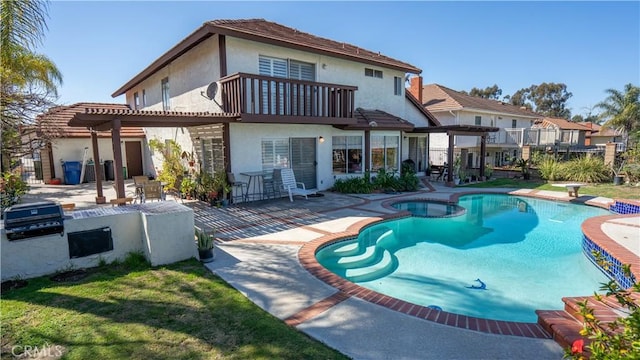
xmin=205 ymin=82 xmax=218 ymax=100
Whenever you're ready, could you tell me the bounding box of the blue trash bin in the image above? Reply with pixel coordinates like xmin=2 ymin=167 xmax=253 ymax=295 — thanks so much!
xmin=63 ymin=161 xmax=82 ymax=185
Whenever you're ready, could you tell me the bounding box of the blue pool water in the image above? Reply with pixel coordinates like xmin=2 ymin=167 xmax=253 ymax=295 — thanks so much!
xmin=316 ymin=194 xmax=612 ymax=323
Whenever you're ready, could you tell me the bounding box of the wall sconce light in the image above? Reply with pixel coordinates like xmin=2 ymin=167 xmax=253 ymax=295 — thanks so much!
xmin=322 ymin=63 xmax=327 ymax=69
xmin=318 ymin=136 xmax=325 ymax=144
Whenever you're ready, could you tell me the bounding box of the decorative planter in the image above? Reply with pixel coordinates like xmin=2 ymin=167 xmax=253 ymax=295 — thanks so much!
xmin=198 ymin=248 xmax=215 ymax=263
xmin=613 ymin=175 xmax=624 ymax=186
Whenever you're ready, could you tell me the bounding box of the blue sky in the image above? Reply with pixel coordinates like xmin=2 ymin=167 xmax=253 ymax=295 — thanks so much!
xmin=41 ymin=1 xmax=639 ymax=118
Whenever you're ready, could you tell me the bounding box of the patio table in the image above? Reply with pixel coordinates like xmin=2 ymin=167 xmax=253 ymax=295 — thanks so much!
xmin=240 ymin=170 xmax=273 ymax=201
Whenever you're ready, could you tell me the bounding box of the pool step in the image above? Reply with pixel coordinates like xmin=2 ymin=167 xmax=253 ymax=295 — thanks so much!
xmin=345 ymin=250 xmax=395 ymax=282
xmin=332 ymin=241 xmax=360 ymax=256
xmin=536 ymin=293 xmax=636 ymax=356
xmin=337 ymin=245 xmax=379 ymax=268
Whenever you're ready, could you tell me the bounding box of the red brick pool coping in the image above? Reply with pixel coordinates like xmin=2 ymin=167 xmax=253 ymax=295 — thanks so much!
xmin=297 ymin=191 xmax=639 ymax=339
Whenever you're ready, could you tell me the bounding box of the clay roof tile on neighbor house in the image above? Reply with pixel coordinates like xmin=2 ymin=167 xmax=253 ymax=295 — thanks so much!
xmin=36 ymin=103 xmax=146 ymax=138
xmin=537 ymin=117 xmax=592 ymax=131
xmin=113 ymin=18 xmax=421 ymax=97
xmin=422 ymin=84 xmax=541 ymax=118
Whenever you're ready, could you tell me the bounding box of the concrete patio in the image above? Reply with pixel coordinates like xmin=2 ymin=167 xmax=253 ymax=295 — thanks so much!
xmin=15 ymin=180 xmax=639 ymax=359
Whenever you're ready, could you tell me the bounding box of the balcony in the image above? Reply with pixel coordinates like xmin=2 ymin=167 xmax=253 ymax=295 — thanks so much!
xmin=218 ymin=73 xmax=358 ymax=123
xmin=483 ymin=128 xmax=583 ymax=147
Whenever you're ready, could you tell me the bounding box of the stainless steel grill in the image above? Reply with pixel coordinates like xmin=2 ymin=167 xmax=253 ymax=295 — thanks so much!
xmin=3 ymin=201 xmax=65 ymax=240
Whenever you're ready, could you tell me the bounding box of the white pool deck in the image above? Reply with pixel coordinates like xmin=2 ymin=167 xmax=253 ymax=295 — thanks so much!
xmin=17 ymin=181 xmax=640 ymax=360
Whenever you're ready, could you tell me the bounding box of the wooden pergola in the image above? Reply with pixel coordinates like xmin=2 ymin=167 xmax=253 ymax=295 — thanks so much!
xmin=68 ymin=109 xmax=240 ymax=202
xmin=410 ymin=125 xmax=500 ymax=185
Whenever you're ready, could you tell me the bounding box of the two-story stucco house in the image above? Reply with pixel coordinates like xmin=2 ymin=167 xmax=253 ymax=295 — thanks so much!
xmin=59 ymin=18 xmax=438 ymax=200
xmin=416 ymin=83 xmax=542 ymax=168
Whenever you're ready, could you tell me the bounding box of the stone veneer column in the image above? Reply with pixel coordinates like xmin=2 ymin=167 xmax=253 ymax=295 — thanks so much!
xmin=521 ymin=145 xmax=531 ymax=161
xmin=605 ymin=142 xmax=617 ymax=168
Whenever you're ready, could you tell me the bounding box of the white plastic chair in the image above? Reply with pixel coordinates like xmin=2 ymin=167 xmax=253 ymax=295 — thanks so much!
xmin=279 ymin=168 xmax=317 ymax=202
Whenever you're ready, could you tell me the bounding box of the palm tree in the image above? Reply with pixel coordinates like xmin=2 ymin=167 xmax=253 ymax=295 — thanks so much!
xmin=0 ymin=0 xmax=62 ymax=171
xmin=596 ymin=83 xmax=640 ymax=149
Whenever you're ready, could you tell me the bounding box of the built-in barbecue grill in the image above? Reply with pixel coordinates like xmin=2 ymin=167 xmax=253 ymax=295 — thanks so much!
xmin=3 ymin=201 xmax=65 ymax=240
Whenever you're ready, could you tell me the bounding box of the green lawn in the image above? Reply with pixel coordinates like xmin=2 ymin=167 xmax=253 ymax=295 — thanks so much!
xmin=463 ymin=178 xmax=640 ymax=200
xmin=1 ymin=254 xmax=348 ymax=360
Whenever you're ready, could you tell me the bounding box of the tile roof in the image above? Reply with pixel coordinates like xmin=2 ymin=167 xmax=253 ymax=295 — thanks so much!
xmin=113 ymin=18 xmax=421 ymax=97
xmin=36 ymin=103 xmax=145 ymax=138
xmin=577 ymin=122 xmax=620 ymax=136
xmin=422 ymin=84 xmax=541 ymax=118
xmin=337 ymin=108 xmax=414 ymax=131
xmin=537 ymin=117 xmax=591 ymax=131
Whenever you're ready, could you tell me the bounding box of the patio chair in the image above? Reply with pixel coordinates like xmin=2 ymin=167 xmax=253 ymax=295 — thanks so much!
xmin=227 ymin=172 xmax=248 ymax=204
xmin=280 ymin=168 xmax=317 ymax=202
xmin=141 ymin=180 xmax=163 ymax=202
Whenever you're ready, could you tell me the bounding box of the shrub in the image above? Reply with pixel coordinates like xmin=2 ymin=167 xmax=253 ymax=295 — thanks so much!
xmin=333 ymin=172 xmax=374 ymax=194
xmin=537 ymin=156 xmax=566 ymax=181
xmin=0 ymin=171 xmax=29 ymax=211
xmin=564 ymin=156 xmax=611 ymax=183
xmin=565 ymin=253 xmax=639 ymax=359
xmin=622 ymin=163 xmax=640 ymax=183
xmin=372 ymin=168 xmax=399 ymax=191
xmin=397 ymin=163 xmax=420 ymax=191
xmin=149 ymin=139 xmax=186 ymax=191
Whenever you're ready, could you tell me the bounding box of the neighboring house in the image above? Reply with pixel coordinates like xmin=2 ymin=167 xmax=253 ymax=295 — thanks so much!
xmin=35 ymin=103 xmax=146 ymax=184
xmin=577 ymin=122 xmax=625 ymax=151
xmin=62 ymin=18 xmax=437 ymax=199
xmin=417 ymin=83 xmax=542 ymax=167
xmin=531 ymin=117 xmax=591 ymax=148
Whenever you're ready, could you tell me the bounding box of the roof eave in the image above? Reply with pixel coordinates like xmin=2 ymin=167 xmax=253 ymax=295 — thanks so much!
xmin=113 ymin=21 xmax=421 ymax=97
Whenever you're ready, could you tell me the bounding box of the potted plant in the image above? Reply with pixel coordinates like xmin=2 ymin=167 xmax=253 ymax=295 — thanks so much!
xmin=613 ymin=159 xmax=625 ymax=185
xmin=484 ymin=164 xmax=494 ymax=180
xmin=516 ymin=158 xmax=530 ymax=180
xmin=195 ymin=228 xmax=215 ymax=263
xmin=180 ymin=177 xmax=196 ymax=199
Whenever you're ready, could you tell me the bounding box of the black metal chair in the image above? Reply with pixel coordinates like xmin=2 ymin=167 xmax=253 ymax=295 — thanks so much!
xmin=227 ymin=172 xmax=248 ymax=204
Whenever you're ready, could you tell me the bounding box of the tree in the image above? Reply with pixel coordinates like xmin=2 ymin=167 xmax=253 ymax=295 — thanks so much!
xmin=1 ymin=0 xmax=62 ymax=172
xmin=508 ymin=82 xmax=573 ymax=118
xmin=462 ymin=84 xmax=503 ymax=100
xmin=596 ymin=83 xmax=640 ymax=149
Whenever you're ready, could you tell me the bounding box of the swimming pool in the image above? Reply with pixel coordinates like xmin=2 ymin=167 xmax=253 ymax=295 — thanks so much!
xmin=316 ymin=194 xmax=612 ymax=323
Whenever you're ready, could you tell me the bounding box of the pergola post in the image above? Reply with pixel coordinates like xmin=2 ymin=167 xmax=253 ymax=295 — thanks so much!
xmin=479 ymin=134 xmax=486 ymax=179
xmin=111 ymin=119 xmax=125 ymax=200
xmin=446 ymin=133 xmax=454 ymax=185
xmin=364 ymin=130 xmax=371 ymax=172
xmin=91 ymin=130 xmax=105 ymax=203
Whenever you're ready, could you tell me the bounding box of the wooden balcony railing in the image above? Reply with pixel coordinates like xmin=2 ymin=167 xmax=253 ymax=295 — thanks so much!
xmin=219 ymin=73 xmax=358 ymax=119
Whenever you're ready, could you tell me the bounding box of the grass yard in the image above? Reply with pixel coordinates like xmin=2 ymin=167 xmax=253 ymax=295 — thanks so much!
xmin=463 ymin=178 xmax=640 ymax=200
xmin=1 ymin=254 xmax=348 ymax=360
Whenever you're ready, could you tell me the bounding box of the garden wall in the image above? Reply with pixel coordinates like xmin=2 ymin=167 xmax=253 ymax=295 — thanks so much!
xmin=1 ymin=201 xmax=197 ymax=281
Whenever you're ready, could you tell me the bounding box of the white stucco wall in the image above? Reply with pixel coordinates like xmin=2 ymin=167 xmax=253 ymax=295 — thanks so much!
xmin=119 ymin=31 xmax=434 ymax=186
xmin=225 ymin=37 xmax=407 ymax=116
xmin=51 ymin=137 xmax=145 ymax=181
xmin=1 ymin=202 xmax=197 ymax=280
xmin=1 ymin=212 xmax=141 ymax=280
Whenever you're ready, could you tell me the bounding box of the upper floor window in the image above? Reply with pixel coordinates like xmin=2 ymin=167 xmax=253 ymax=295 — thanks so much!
xmin=133 ymin=92 xmax=140 ymax=110
xmin=142 ymin=89 xmax=147 ymax=107
xmin=512 ymin=119 xmax=517 ymax=128
xmin=475 ymin=116 xmax=482 ymax=126
xmin=161 ymin=77 xmax=170 ymax=111
xmin=365 ymin=68 xmax=383 ymax=78
xmin=394 ymin=77 xmax=402 ymax=96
